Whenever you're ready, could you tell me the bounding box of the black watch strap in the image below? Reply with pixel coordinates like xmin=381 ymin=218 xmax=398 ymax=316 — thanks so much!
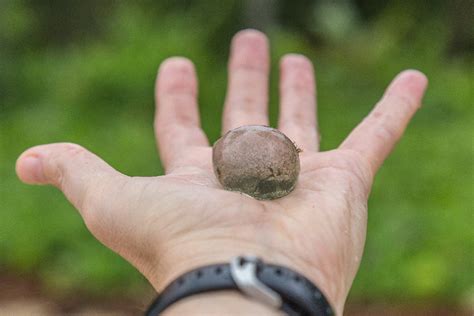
xmin=145 ymin=256 xmax=334 ymax=316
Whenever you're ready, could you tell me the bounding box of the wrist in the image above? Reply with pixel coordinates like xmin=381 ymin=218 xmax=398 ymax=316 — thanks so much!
xmin=145 ymin=237 xmax=344 ymax=315
xmin=163 ymin=292 xmax=282 ymax=316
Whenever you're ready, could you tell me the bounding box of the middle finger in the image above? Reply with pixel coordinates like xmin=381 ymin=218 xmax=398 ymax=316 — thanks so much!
xmin=222 ymin=29 xmax=270 ymax=134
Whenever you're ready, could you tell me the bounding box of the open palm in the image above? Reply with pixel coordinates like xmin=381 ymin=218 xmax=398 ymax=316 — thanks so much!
xmin=16 ymin=30 xmax=427 ymax=314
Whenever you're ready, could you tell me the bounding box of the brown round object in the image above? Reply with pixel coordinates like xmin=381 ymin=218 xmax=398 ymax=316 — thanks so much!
xmin=212 ymin=125 xmax=300 ymax=200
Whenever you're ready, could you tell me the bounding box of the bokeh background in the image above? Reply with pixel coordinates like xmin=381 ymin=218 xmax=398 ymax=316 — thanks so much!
xmin=1 ymin=0 xmax=472 ymax=315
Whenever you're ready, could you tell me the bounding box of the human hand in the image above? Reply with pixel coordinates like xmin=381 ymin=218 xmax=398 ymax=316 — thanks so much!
xmin=16 ymin=29 xmax=427 ymax=315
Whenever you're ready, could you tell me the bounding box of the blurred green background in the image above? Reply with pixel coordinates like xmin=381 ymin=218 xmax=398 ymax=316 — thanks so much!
xmin=1 ymin=0 xmax=473 ymax=312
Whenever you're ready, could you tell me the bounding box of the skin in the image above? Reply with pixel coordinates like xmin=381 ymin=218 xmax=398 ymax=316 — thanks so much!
xmin=16 ymin=29 xmax=427 ymax=315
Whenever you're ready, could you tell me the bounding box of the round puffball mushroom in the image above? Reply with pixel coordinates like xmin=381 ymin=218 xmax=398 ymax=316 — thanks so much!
xmin=212 ymin=125 xmax=300 ymax=200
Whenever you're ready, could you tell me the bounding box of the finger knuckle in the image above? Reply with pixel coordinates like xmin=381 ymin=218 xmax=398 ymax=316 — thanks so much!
xmin=43 ymin=144 xmax=86 ymax=186
xmin=386 ymin=92 xmax=417 ymax=110
xmin=367 ymin=112 xmax=400 ymax=142
xmin=374 ymin=122 xmax=399 ymax=143
xmin=62 ymin=143 xmax=87 ymax=157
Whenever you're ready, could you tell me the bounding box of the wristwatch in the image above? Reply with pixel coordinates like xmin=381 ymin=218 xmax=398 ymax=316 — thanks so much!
xmin=145 ymin=255 xmax=334 ymax=315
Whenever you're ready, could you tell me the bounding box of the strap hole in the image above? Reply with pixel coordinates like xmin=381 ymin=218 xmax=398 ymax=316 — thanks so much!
xmin=275 ymin=268 xmax=282 ymax=276
xmin=293 ymin=275 xmax=301 ymax=282
xmin=215 ymin=267 xmax=223 ymax=274
xmin=196 ymin=271 xmax=203 ymax=278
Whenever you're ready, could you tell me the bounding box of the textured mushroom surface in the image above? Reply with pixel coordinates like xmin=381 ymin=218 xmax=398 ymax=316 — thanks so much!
xmin=212 ymin=125 xmax=300 ymax=200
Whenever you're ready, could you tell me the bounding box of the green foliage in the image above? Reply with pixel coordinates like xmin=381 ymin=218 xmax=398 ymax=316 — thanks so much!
xmin=1 ymin=0 xmax=472 ymax=306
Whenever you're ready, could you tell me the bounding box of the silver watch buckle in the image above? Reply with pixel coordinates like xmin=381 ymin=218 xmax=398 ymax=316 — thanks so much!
xmin=230 ymin=255 xmax=282 ymax=308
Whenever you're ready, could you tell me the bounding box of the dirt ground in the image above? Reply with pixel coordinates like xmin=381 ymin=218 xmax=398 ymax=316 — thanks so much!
xmin=0 ymin=274 xmax=471 ymax=316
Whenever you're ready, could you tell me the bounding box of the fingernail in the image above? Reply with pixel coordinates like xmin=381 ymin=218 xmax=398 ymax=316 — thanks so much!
xmin=17 ymin=155 xmax=45 ymax=184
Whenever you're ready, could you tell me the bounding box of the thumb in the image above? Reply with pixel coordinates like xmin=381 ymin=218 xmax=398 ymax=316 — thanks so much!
xmin=16 ymin=143 xmax=127 ymax=218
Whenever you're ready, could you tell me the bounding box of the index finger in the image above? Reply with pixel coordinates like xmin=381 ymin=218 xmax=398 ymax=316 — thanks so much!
xmin=155 ymin=57 xmax=209 ymax=172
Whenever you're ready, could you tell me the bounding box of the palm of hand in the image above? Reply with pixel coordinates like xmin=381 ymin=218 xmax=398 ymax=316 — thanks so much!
xmin=16 ymin=30 xmax=427 ymax=313
xmin=103 ymin=146 xmax=370 ymax=306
